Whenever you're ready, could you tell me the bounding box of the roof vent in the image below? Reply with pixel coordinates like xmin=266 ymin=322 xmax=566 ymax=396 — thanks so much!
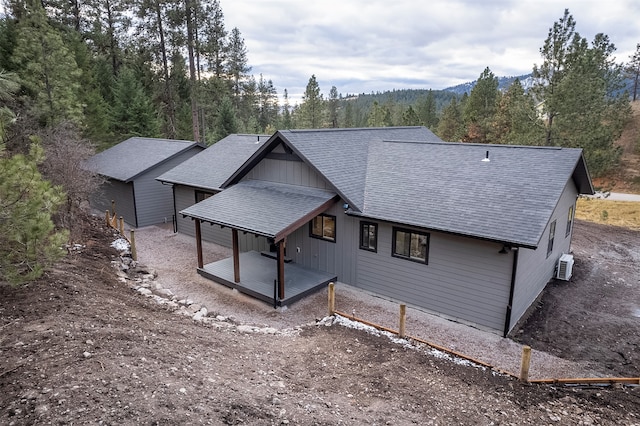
xmin=481 ymin=150 xmax=490 ymax=162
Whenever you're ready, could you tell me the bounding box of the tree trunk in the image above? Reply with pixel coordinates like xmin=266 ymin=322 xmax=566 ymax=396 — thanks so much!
xmin=185 ymin=0 xmax=200 ymax=142
xmin=154 ymin=0 xmax=176 ymax=138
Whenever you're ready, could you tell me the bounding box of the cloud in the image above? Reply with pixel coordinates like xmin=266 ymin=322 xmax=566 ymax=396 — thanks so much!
xmin=219 ymin=0 xmax=640 ymax=103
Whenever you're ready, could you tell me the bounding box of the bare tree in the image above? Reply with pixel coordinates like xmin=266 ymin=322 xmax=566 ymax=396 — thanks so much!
xmin=37 ymin=121 xmax=105 ymax=238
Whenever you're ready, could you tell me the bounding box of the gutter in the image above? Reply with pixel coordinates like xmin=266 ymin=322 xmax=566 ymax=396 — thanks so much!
xmin=503 ymin=247 xmax=519 ymax=338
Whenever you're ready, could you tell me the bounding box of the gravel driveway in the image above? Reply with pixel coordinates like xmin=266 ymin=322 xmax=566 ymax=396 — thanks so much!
xmin=132 ymin=223 xmax=599 ymax=381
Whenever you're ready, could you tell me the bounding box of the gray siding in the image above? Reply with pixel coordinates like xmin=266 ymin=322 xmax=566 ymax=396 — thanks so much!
xmin=133 ymin=149 xmax=202 ymax=227
xmin=510 ymin=179 xmax=578 ymax=331
xmin=243 ymin=158 xmax=330 ymax=189
xmin=174 ymin=184 xmax=232 ymax=246
xmin=284 ymin=202 xmax=359 ymax=286
xmin=91 ymin=180 xmax=137 ymax=227
xmin=355 ymin=223 xmax=513 ymax=332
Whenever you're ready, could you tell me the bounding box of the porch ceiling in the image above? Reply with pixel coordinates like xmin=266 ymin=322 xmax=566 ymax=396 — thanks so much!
xmin=180 ymin=180 xmax=339 ymax=242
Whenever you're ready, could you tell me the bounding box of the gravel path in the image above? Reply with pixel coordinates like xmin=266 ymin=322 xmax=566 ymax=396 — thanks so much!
xmin=133 ymin=223 xmax=599 ymax=381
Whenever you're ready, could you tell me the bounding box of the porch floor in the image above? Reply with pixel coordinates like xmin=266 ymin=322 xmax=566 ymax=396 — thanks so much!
xmin=197 ymin=251 xmax=337 ymax=307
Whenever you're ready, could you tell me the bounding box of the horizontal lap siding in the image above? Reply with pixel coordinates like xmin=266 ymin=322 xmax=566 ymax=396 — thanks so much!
xmin=92 ymin=180 xmax=136 ymax=227
xmin=510 ymin=179 xmax=578 ymax=331
xmin=356 ymin=223 xmax=513 ymax=332
xmin=134 ymin=149 xmax=202 ymax=228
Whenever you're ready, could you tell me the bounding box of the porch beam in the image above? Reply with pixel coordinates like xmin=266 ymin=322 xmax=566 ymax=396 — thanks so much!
xmin=232 ymin=229 xmax=240 ymax=283
xmin=273 ymin=195 xmax=340 ymax=242
xmin=277 ymin=239 xmax=285 ymax=300
xmin=195 ymin=219 xmax=203 ymax=268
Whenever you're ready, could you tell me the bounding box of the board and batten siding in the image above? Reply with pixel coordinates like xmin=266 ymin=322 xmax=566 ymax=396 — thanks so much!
xmin=242 ymin=158 xmax=330 ymax=189
xmin=132 ymin=149 xmax=202 ymax=228
xmin=92 ymin=180 xmax=137 ymax=227
xmin=284 ymin=202 xmax=359 ymax=286
xmin=509 ymin=179 xmax=578 ymax=332
xmin=355 ymin=222 xmax=514 ymax=332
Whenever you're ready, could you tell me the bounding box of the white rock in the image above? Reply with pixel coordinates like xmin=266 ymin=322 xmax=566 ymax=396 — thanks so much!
xmin=137 ymin=287 xmax=152 ymax=296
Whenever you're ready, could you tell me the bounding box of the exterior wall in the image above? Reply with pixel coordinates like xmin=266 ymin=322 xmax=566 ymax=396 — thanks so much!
xmin=91 ymin=180 xmax=137 ymax=227
xmin=285 ymin=201 xmax=359 ymax=285
xmin=354 ymin=222 xmax=513 ymax=332
xmin=509 ymin=179 xmax=578 ymax=332
xmin=243 ymin=158 xmax=331 ymax=189
xmin=133 ymin=148 xmax=203 ymax=228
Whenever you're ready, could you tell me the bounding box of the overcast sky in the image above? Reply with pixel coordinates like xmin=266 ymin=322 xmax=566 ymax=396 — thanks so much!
xmin=219 ymin=0 xmax=639 ymax=104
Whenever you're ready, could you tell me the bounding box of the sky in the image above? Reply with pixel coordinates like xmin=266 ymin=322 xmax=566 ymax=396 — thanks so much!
xmin=219 ymin=0 xmax=640 ymax=104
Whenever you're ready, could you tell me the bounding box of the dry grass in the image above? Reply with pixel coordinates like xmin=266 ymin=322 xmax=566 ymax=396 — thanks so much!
xmin=576 ymin=197 xmax=640 ymax=230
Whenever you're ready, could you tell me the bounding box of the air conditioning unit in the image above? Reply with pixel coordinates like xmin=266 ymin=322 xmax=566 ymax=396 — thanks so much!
xmin=556 ymin=253 xmax=574 ymax=281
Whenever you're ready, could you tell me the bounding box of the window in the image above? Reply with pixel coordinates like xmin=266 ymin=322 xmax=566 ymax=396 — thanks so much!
xmin=392 ymin=228 xmax=429 ymax=264
xmin=310 ymin=214 xmax=336 ymax=242
xmin=547 ymin=220 xmax=556 ymax=257
xmin=359 ymin=222 xmax=378 ymax=252
xmin=195 ymin=190 xmax=213 ymax=203
xmin=565 ymin=205 xmax=574 ymax=237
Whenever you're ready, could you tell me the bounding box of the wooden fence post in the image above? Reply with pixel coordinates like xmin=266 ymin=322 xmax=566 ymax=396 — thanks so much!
xmin=111 ymin=200 xmax=116 ymax=216
xmin=399 ymin=304 xmax=407 ymax=337
xmin=119 ymin=217 xmax=124 ymax=234
xmin=520 ymin=345 xmax=532 ymax=382
xmin=105 ymin=210 xmax=110 ymax=226
xmin=130 ymin=229 xmax=137 ymax=261
xmin=328 ymin=282 xmax=335 ymax=316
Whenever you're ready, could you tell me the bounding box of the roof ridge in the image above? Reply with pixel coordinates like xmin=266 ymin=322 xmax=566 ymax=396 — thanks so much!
xmin=382 ymin=139 xmax=567 ymax=150
xmin=287 ymin=126 xmax=424 ymax=134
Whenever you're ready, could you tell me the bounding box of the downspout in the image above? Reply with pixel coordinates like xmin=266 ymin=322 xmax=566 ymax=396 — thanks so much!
xmin=131 ymin=181 xmax=139 ymax=228
xmin=503 ymin=247 xmax=519 ymax=338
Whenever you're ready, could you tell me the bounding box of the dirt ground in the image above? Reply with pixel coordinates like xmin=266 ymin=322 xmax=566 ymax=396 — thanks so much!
xmin=1 ymin=216 xmax=639 ymax=425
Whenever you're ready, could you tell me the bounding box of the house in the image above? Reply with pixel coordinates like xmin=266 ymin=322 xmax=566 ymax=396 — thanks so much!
xmin=155 ymin=134 xmax=270 ymax=245
xmin=85 ymin=137 xmax=205 ymax=228
xmin=178 ymin=127 xmax=593 ymax=336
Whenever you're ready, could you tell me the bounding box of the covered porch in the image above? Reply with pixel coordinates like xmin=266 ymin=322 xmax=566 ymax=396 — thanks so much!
xmin=198 ymin=251 xmax=336 ymax=306
xmin=180 ymin=180 xmax=340 ymax=307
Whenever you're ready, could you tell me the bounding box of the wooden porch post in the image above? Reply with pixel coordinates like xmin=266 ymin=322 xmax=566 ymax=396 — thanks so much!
xmin=277 ymin=239 xmax=285 ymax=300
xmin=195 ymin=219 xmax=203 ymax=268
xmin=232 ymin=229 xmax=240 ymax=283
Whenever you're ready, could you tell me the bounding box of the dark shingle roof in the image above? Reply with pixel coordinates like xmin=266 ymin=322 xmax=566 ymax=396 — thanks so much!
xmin=180 ymin=180 xmax=338 ymax=240
xmin=85 ymin=137 xmax=203 ymax=182
xmin=157 ymin=134 xmax=269 ymax=190
xmin=357 ymin=140 xmax=591 ymax=248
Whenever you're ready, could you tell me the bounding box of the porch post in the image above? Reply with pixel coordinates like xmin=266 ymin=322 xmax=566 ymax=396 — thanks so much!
xmin=232 ymin=229 xmax=240 ymax=283
xmin=277 ymin=239 xmax=285 ymax=300
xmin=195 ymin=219 xmax=203 ymax=268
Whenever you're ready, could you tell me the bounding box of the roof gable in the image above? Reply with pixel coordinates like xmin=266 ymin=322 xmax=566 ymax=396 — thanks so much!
xmin=85 ymin=137 xmax=203 ymax=182
xmin=156 ymin=134 xmax=269 ymax=190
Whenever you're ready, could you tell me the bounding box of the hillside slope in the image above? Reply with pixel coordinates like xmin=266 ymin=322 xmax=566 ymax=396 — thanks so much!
xmin=593 ymin=100 xmax=640 ymax=193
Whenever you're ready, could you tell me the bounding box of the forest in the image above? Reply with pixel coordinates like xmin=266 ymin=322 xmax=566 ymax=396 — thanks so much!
xmin=0 ymin=2 xmax=638 ymax=284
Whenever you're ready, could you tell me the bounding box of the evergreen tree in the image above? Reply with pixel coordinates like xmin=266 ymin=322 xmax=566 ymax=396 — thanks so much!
xmin=226 ymin=27 xmax=251 ymax=108
xmin=212 ymin=95 xmax=237 ymax=143
xmin=437 ymin=97 xmax=464 ymax=141
xmin=257 ymin=74 xmax=278 ymax=132
xmin=532 ymin=9 xmax=631 ymax=175
xmin=625 ymin=43 xmax=640 ymax=101
xmin=367 ymin=100 xmax=392 ymax=127
xmin=202 ymin=0 xmax=227 ymax=78
xmin=298 ymin=75 xmax=325 ymax=128
xmin=327 ymin=86 xmax=339 ymax=128
xmin=401 ymin=105 xmax=421 ymax=126
xmin=0 ymin=141 xmax=68 ymax=284
xmin=280 ymin=88 xmax=292 ymax=129
xmin=343 ymin=101 xmax=354 ymax=128
xmin=490 ymin=79 xmax=545 ymax=145
xmin=110 ymin=67 xmax=161 ymax=138
xmin=11 ymin=1 xmax=83 ymax=126
xmin=415 ymin=90 xmax=438 ymax=130
xmin=462 ymin=67 xmax=499 ymax=143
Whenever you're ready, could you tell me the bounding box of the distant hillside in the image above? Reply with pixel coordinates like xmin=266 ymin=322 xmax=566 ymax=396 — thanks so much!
xmin=443 ymin=74 xmax=535 ymax=95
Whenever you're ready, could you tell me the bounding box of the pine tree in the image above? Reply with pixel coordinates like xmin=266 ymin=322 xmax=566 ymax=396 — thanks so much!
xmin=626 ymin=43 xmax=640 ymax=101
xmin=11 ymin=1 xmax=83 ymax=126
xmin=298 ymin=75 xmax=325 ymax=128
xmin=226 ymin=27 xmax=251 ymax=109
xmin=490 ymin=79 xmax=545 ymax=145
xmin=367 ymin=101 xmax=392 ymax=127
xmin=0 ymin=141 xmax=68 ymax=284
xmin=415 ymin=90 xmax=438 ymax=129
xmin=462 ymin=67 xmax=499 ymax=143
xmin=212 ymin=95 xmax=238 ymax=143
xmin=111 ymin=67 xmax=161 ymax=138
xmin=280 ymin=88 xmax=292 ymax=129
xmin=257 ymin=74 xmax=278 ymax=132
xmin=202 ymin=0 xmax=227 ymax=78
xmin=327 ymin=86 xmax=339 ymax=128
xmin=401 ymin=105 xmax=420 ymax=126
xmin=437 ymin=97 xmax=464 ymax=141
